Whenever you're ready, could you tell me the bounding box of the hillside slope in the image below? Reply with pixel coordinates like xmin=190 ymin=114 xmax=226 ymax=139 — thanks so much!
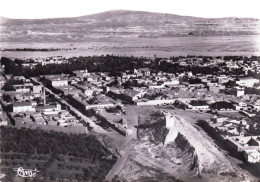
xmin=1 ymin=10 xmax=259 ymax=42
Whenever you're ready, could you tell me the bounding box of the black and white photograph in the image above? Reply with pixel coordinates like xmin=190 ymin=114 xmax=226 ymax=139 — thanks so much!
xmin=0 ymin=0 xmax=260 ymax=181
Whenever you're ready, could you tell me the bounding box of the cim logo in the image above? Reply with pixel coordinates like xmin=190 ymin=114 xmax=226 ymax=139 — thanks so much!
xmin=13 ymin=167 xmax=39 ymax=178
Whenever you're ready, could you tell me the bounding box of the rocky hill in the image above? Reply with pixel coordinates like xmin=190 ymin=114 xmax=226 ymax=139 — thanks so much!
xmin=136 ymin=111 xmax=255 ymax=181
xmin=1 ymin=10 xmax=259 ymax=42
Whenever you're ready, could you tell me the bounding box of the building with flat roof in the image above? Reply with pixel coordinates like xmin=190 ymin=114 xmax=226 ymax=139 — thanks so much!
xmin=13 ymin=102 xmax=35 ymax=113
xmin=225 ymin=136 xmax=260 ymax=153
xmin=236 ymin=77 xmax=259 ymax=87
xmin=244 ymin=149 xmax=260 ymax=163
xmin=121 ymin=89 xmax=146 ymax=102
xmin=45 ymin=75 xmax=69 ymax=87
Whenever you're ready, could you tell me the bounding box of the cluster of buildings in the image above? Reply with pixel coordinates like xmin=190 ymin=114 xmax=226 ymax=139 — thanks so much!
xmin=1 ymin=75 xmax=82 ymax=128
xmin=0 ymin=56 xmax=260 ymax=163
xmin=201 ymin=113 xmax=260 ymax=163
xmin=19 ymin=56 xmax=68 ymax=68
xmin=226 ymin=136 xmax=260 ymax=163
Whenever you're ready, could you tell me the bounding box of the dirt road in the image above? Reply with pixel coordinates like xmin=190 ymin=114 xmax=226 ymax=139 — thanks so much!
xmin=34 ymin=79 xmax=107 ymax=134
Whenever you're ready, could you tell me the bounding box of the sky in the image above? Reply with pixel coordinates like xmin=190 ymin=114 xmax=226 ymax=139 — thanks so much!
xmin=0 ymin=0 xmax=260 ymax=19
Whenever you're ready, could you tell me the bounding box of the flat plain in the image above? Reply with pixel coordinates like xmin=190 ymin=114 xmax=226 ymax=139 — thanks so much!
xmin=1 ymin=35 xmax=260 ymax=59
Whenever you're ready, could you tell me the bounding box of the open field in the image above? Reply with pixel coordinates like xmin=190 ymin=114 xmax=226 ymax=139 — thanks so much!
xmin=1 ymin=35 xmax=260 ymax=59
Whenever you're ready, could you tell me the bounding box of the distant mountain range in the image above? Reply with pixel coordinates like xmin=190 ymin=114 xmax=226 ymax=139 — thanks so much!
xmin=1 ymin=10 xmax=260 ymax=42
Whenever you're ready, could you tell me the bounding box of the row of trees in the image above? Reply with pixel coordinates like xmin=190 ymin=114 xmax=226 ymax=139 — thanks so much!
xmin=1 ymin=55 xmax=222 ymax=78
xmin=2 ymin=55 xmax=259 ymax=80
xmin=210 ymin=101 xmax=234 ymax=110
xmin=1 ymin=55 xmax=150 ymax=77
xmin=3 ymin=48 xmax=61 ymax=52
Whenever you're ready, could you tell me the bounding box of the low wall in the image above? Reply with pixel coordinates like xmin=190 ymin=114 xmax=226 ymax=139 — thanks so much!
xmin=136 ymin=99 xmax=175 ymax=106
xmin=93 ymin=112 xmax=126 ymax=136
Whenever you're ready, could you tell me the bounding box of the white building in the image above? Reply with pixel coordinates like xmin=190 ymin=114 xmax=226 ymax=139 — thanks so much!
xmin=217 ymin=75 xmax=229 ymax=84
xmin=163 ymin=80 xmax=180 ymax=86
xmin=13 ymin=102 xmax=35 ymax=113
xmin=236 ymin=77 xmax=259 ymax=87
xmin=85 ymin=103 xmax=114 ymax=109
xmin=41 ymin=59 xmax=67 ymax=66
xmin=134 ymin=68 xmax=151 ymax=76
xmin=84 ymin=89 xmax=94 ymax=97
xmin=233 ymin=102 xmax=248 ymax=110
xmin=135 ymin=99 xmax=175 ymax=106
xmin=122 ymin=89 xmax=146 ymax=102
xmin=232 ymin=87 xmax=245 ymax=97
xmin=190 ymin=105 xmax=209 ymax=110
xmin=51 ymin=79 xmax=68 ymax=87
xmin=32 ymin=85 xmax=42 ymax=93
xmin=45 ymin=75 xmax=69 ymax=87
xmin=210 ymin=116 xmax=228 ymax=123
xmin=13 ymin=84 xmax=33 ymax=93
xmin=244 ymin=149 xmax=260 ymax=163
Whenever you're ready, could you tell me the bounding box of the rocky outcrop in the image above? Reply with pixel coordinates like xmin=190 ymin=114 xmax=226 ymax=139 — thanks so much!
xmin=163 ymin=112 xmax=253 ymax=181
xmin=138 ymin=116 xmax=169 ymax=145
xmin=174 ymin=133 xmax=200 ymax=175
xmin=136 ymin=111 xmax=254 ymax=181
